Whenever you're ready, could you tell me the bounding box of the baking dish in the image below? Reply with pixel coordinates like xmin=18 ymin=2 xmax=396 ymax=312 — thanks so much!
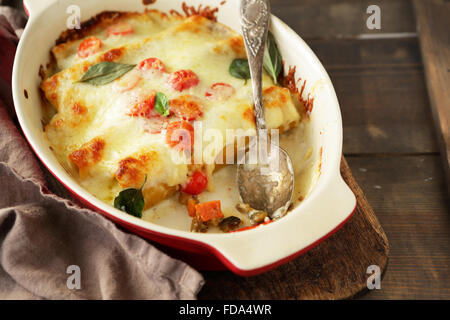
xmin=12 ymin=0 xmax=356 ymax=276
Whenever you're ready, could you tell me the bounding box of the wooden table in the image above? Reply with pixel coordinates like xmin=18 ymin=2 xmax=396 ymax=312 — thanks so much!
xmin=201 ymin=0 xmax=450 ymax=299
xmin=282 ymin=0 xmax=450 ymax=299
xmin=5 ymin=0 xmax=449 ymax=300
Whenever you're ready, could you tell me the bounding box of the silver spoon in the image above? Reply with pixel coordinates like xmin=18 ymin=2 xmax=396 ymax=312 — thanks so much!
xmin=237 ymin=0 xmax=295 ymax=219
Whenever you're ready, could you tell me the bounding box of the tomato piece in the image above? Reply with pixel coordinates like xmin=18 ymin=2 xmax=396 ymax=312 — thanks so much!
xmin=138 ymin=58 xmax=167 ymax=73
xmin=77 ymin=37 xmax=103 ymax=58
xmin=181 ymin=170 xmax=208 ymax=195
xmin=169 ymin=95 xmax=203 ymax=121
xmin=167 ymin=70 xmax=199 ymax=92
xmin=195 ymin=200 xmax=223 ymax=222
xmin=165 ymin=121 xmax=194 ymax=151
xmin=205 ymin=82 xmax=235 ymax=100
xmin=128 ymin=94 xmax=156 ymax=118
xmin=114 ymin=72 xmax=141 ymax=92
xmin=144 ymin=116 xmax=169 ymax=134
xmin=106 ymin=22 xmax=134 ymax=36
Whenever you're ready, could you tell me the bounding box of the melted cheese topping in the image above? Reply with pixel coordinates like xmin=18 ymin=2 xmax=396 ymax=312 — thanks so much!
xmin=41 ymin=11 xmax=301 ymax=207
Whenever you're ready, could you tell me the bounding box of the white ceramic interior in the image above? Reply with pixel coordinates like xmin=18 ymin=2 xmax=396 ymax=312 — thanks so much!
xmin=13 ymin=0 xmax=356 ymax=274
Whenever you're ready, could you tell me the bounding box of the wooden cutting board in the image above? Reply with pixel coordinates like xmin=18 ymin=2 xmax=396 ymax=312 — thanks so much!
xmin=198 ymin=157 xmax=389 ymax=300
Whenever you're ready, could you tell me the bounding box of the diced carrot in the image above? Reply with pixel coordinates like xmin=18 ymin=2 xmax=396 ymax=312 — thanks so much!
xmin=187 ymin=199 xmax=197 ymax=217
xmin=195 ymin=200 xmax=223 ymax=222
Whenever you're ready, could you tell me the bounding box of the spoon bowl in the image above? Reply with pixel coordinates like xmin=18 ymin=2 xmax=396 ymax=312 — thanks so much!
xmin=237 ymin=141 xmax=294 ymax=218
xmin=237 ymin=0 xmax=295 ymax=218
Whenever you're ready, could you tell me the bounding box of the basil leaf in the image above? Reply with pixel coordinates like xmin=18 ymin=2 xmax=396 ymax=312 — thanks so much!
xmin=114 ymin=188 xmax=144 ymax=218
xmin=154 ymin=92 xmax=170 ymax=117
xmin=114 ymin=176 xmax=147 ymax=218
xmin=78 ymin=61 xmax=136 ymax=86
xmin=229 ymin=58 xmax=250 ymax=81
xmin=263 ymin=31 xmax=282 ymax=84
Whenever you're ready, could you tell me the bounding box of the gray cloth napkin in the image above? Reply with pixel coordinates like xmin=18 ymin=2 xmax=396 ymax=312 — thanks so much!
xmin=0 ymin=7 xmax=204 ymax=300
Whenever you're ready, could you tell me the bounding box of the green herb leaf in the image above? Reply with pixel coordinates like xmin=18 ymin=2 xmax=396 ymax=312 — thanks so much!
xmin=229 ymin=58 xmax=250 ymax=81
xmin=154 ymin=92 xmax=170 ymax=117
xmin=113 ymin=175 xmax=147 ymax=218
xmin=78 ymin=61 xmax=136 ymax=86
xmin=114 ymin=188 xmax=144 ymax=218
xmin=263 ymin=31 xmax=282 ymax=84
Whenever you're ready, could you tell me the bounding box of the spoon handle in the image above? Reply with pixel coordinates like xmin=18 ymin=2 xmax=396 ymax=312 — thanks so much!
xmin=240 ymin=0 xmax=271 ymax=131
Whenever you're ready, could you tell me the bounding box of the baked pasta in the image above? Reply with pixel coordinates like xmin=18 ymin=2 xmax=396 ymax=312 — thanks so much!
xmin=40 ymin=9 xmax=303 ymax=231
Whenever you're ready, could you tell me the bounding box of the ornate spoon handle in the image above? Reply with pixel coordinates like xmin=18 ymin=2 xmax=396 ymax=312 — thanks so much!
xmin=240 ymin=0 xmax=271 ymax=132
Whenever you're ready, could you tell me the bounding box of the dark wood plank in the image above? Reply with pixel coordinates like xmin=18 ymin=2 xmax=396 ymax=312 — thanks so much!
xmin=199 ymin=157 xmax=389 ymax=300
xmin=271 ymin=0 xmax=416 ymax=39
xmin=413 ymin=0 xmax=450 ymax=190
xmin=0 ymin=0 xmax=416 ymax=39
xmin=305 ymin=38 xmax=439 ymax=154
xmin=271 ymin=1 xmax=438 ymax=155
xmin=346 ymin=155 xmax=450 ymax=299
xmin=308 ymin=37 xmax=422 ymax=69
xmin=337 ymin=68 xmax=438 ymax=155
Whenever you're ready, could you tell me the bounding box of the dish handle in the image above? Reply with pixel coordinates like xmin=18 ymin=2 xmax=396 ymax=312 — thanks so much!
xmin=207 ymin=172 xmax=357 ymax=276
xmin=23 ymin=0 xmax=56 ymax=17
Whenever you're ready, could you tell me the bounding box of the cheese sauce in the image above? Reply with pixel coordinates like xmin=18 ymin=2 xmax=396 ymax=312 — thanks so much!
xmin=144 ymin=120 xmax=318 ymax=232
